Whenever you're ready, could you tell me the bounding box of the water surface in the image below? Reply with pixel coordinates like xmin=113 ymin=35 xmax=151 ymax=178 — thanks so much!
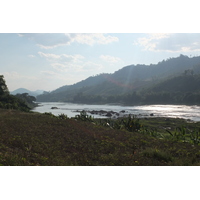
xmin=32 ymin=102 xmax=200 ymax=121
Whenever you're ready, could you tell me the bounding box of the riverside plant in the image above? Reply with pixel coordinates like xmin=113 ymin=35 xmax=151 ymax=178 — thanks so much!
xmin=189 ymin=129 xmax=200 ymax=144
xmin=58 ymin=113 xmax=68 ymax=120
xmin=44 ymin=112 xmax=68 ymax=120
xmin=121 ymin=115 xmax=141 ymax=132
xmin=166 ymin=126 xmax=188 ymax=142
xmin=139 ymin=127 xmax=162 ymax=138
xmin=75 ymin=110 xmax=94 ymax=122
xmin=44 ymin=112 xmax=57 ymax=118
xmin=166 ymin=126 xmax=200 ymax=145
xmin=97 ymin=115 xmax=142 ymax=133
xmin=75 ymin=112 xmax=142 ymax=133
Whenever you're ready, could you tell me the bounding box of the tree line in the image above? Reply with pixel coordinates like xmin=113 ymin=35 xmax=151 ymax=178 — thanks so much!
xmin=72 ymin=91 xmax=200 ymax=105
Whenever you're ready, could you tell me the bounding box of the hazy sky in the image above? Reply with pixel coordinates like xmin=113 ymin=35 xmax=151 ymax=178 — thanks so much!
xmin=1 ymin=33 xmax=200 ymax=91
xmin=1 ymin=1 xmax=200 ymax=92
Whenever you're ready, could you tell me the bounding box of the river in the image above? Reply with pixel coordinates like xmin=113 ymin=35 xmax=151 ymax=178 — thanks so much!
xmin=31 ymin=102 xmax=200 ymax=121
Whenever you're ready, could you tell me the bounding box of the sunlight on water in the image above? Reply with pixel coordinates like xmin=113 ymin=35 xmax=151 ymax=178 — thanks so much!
xmin=32 ymin=102 xmax=200 ymax=121
xmin=137 ymin=105 xmax=178 ymax=111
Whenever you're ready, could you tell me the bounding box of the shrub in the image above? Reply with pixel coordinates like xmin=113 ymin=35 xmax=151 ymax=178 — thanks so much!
xmin=58 ymin=113 xmax=68 ymax=120
xmin=121 ymin=115 xmax=141 ymax=132
xmin=75 ymin=111 xmax=94 ymax=122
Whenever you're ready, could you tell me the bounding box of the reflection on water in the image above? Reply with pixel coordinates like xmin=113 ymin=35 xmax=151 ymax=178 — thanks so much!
xmin=32 ymin=102 xmax=200 ymax=121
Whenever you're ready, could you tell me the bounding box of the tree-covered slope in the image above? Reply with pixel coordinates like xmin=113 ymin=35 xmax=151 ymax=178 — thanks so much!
xmin=36 ymin=55 xmax=200 ymax=103
xmin=149 ymin=74 xmax=200 ymax=93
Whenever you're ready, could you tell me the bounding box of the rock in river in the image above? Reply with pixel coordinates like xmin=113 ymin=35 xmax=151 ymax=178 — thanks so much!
xmin=51 ymin=107 xmax=58 ymax=109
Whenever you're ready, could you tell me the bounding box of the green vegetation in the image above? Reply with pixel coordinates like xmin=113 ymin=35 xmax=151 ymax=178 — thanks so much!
xmin=0 ymin=94 xmax=30 ymax=112
xmin=0 ymin=75 xmax=37 ymax=111
xmin=1 ymin=109 xmax=200 ymax=166
xmin=75 ymin=110 xmax=94 ymax=122
xmin=15 ymin=93 xmax=37 ymax=109
xmin=0 ymin=75 xmax=9 ymax=95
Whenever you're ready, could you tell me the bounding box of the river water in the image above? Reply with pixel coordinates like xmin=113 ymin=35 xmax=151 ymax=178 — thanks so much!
xmin=32 ymin=102 xmax=200 ymax=122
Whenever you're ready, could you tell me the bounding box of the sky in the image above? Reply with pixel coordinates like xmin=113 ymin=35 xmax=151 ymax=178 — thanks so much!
xmin=1 ymin=33 xmax=200 ymax=92
xmin=1 ymin=0 xmax=200 ymax=93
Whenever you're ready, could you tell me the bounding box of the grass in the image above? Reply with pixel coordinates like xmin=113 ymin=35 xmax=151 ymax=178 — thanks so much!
xmin=1 ymin=109 xmax=200 ymax=165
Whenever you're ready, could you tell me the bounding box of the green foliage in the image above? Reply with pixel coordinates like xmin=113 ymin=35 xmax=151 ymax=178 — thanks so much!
xmin=166 ymin=126 xmax=200 ymax=145
xmin=166 ymin=127 xmax=187 ymax=142
xmin=190 ymin=129 xmax=200 ymax=144
xmin=121 ymin=115 xmax=141 ymax=132
xmin=0 ymin=75 xmax=9 ymax=95
xmin=15 ymin=93 xmax=37 ymax=109
xmin=58 ymin=113 xmax=68 ymax=120
xmin=44 ymin=112 xmax=68 ymax=120
xmin=0 ymin=75 xmax=34 ymax=112
xmin=139 ymin=127 xmax=162 ymax=138
xmin=44 ymin=112 xmax=57 ymax=117
xmin=91 ymin=115 xmax=142 ymax=133
xmin=0 ymin=94 xmax=30 ymax=112
xmin=75 ymin=110 xmax=94 ymax=122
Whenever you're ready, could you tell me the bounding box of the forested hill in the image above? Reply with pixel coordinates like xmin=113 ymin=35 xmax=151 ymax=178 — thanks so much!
xmin=112 ymin=54 xmax=200 ymax=82
xmin=137 ymin=74 xmax=200 ymax=105
xmin=149 ymin=74 xmax=200 ymax=93
xmin=36 ymin=55 xmax=200 ymax=103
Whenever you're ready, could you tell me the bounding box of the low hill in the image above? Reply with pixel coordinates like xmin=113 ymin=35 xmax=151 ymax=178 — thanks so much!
xmin=11 ymin=88 xmax=45 ymax=97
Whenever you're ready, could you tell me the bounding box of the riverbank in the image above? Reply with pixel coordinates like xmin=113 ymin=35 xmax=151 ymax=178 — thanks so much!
xmin=1 ymin=108 xmax=200 ymax=166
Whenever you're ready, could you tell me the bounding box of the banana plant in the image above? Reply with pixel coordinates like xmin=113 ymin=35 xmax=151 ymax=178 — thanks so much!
xmin=190 ymin=129 xmax=200 ymax=144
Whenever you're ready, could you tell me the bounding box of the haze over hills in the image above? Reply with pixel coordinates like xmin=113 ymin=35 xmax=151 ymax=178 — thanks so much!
xmin=36 ymin=55 xmax=200 ymax=104
xmin=11 ymin=88 xmax=44 ymax=97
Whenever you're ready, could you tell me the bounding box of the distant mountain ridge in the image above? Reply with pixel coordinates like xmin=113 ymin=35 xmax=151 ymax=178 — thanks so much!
xmin=36 ymin=55 xmax=200 ymax=103
xmin=11 ymin=88 xmax=45 ymax=97
xmin=51 ymin=73 xmax=111 ymax=94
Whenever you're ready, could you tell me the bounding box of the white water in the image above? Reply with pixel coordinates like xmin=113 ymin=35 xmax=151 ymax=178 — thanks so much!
xmin=32 ymin=102 xmax=200 ymax=121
